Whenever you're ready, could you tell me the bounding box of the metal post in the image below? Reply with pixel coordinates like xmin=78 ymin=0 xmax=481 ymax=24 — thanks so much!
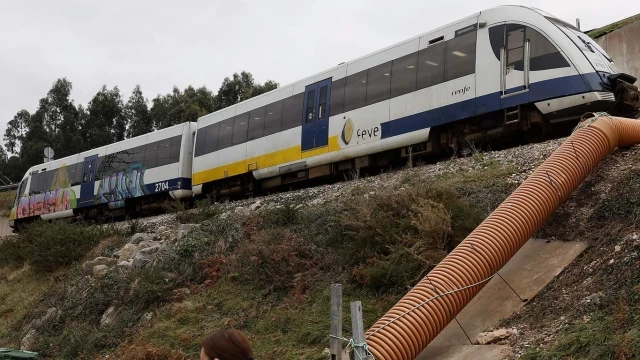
xmin=350 ymin=301 xmax=368 ymax=360
xmin=330 ymin=284 xmax=343 ymax=360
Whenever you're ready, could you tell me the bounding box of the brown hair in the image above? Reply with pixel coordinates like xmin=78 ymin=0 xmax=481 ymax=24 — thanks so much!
xmin=201 ymin=329 xmax=254 ymax=360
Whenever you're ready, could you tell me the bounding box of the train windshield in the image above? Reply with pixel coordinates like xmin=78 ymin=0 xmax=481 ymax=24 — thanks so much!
xmin=546 ymin=16 xmax=618 ymax=74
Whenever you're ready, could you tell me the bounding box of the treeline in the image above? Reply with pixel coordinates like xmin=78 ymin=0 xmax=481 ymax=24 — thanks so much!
xmin=0 ymin=72 xmax=277 ymax=182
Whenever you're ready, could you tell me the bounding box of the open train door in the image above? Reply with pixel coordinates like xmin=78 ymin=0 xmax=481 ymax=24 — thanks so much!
xmin=499 ymin=24 xmax=531 ymax=122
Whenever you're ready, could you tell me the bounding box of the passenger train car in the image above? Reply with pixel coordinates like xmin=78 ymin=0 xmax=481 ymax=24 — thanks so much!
xmin=9 ymin=6 xmax=638 ymax=229
xmin=190 ymin=6 xmax=636 ymax=197
xmin=9 ymin=123 xmax=196 ymax=229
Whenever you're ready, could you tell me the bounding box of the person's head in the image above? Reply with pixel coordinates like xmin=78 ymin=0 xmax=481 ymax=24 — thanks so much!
xmin=200 ymin=329 xmax=253 ymax=360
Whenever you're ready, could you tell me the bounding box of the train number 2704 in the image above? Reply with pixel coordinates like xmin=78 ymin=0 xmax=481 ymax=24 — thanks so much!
xmin=155 ymin=182 xmax=169 ymax=192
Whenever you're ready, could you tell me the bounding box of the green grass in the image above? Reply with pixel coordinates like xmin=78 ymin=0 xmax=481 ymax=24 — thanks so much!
xmin=588 ymin=13 xmax=640 ymax=39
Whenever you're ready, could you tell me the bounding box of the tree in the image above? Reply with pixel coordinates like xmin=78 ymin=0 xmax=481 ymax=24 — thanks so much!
xmin=3 ymin=109 xmax=31 ymax=154
xmin=19 ymin=111 xmax=49 ymax=171
xmin=150 ymin=85 xmax=216 ymax=130
xmin=125 ymin=85 xmax=153 ymax=138
xmin=84 ymin=85 xmax=126 ymax=148
xmin=213 ymin=71 xmax=278 ymax=111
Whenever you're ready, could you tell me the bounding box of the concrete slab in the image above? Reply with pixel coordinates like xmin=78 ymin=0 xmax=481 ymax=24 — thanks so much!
xmin=416 ymin=345 xmax=510 ymax=360
xmin=421 ymin=238 xmax=586 ymax=355
xmin=0 ymin=216 xmax=13 ymax=237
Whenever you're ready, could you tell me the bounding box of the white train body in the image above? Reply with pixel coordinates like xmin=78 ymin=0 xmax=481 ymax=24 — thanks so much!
xmin=9 ymin=6 xmax=634 ymax=227
xmin=191 ymin=6 xmax=623 ymax=193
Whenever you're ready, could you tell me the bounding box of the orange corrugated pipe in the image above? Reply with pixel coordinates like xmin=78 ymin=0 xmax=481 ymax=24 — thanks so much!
xmin=364 ymin=114 xmax=639 ymax=360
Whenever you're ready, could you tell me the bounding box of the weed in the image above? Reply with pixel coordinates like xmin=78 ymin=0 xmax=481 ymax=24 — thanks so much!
xmin=0 ymin=190 xmax=16 ymax=216
xmin=125 ymin=218 xmax=152 ymax=237
xmin=163 ymin=196 xmax=221 ymax=224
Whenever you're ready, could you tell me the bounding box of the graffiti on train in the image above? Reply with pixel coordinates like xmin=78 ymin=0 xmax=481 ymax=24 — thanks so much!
xmin=97 ymin=163 xmax=148 ymax=207
xmin=16 ymin=163 xmax=78 ymax=219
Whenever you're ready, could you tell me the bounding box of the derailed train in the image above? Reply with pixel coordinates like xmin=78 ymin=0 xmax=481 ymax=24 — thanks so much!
xmin=9 ymin=5 xmax=640 ymax=229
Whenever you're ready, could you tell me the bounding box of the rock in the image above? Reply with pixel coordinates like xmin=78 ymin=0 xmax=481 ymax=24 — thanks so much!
xmin=137 ymin=240 xmax=160 ymax=250
xmin=477 ymin=328 xmax=518 ymax=345
xmin=112 ymin=248 xmax=122 ymax=259
xmin=609 ymin=258 xmax=615 ymax=264
xmin=249 ymin=200 xmax=263 ymax=211
xmin=138 ymin=244 xmax=164 ymax=256
xmin=178 ymin=224 xmax=197 ymax=239
xmin=119 ymin=243 xmax=139 ymax=262
xmin=84 ymin=256 xmax=117 ymax=272
xmin=20 ymin=329 xmax=38 ymax=351
xmin=615 ymin=245 xmax=622 ymax=252
xmin=132 ymin=254 xmax=151 ymax=269
xmin=116 ymin=260 xmax=133 ymax=274
xmin=129 ymin=233 xmax=152 ymax=245
xmin=142 ymin=312 xmax=154 ymax=323
xmin=100 ymin=306 xmax=116 ymax=326
xmin=93 ymin=265 xmax=110 ymax=278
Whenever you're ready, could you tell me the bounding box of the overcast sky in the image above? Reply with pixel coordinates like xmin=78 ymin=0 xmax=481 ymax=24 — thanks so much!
xmin=1 ymin=0 xmax=637 ymax=150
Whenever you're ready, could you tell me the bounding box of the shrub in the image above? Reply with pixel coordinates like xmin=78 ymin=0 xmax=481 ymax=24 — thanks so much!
xmin=0 ymin=220 xmax=115 ymax=273
xmin=163 ymin=196 xmax=221 ymax=224
xmin=0 ymin=190 xmax=15 ymax=216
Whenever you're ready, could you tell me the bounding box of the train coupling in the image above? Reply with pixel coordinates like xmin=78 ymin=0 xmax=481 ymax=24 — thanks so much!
xmin=609 ymin=73 xmax=640 ymax=116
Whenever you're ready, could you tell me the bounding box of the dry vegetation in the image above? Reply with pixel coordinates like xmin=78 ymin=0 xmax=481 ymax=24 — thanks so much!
xmin=0 ymin=190 xmax=15 ymax=216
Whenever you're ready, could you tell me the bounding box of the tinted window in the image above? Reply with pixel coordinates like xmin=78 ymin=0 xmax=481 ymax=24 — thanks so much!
xmin=195 ymin=128 xmax=206 ymax=157
xmin=144 ymin=142 xmax=158 ymax=168
xmin=391 ymin=52 xmax=418 ymax=97
xmin=282 ymin=93 xmax=304 ymax=130
xmin=217 ymin=119 xmax=234 ymax=150
xmin=305 ymin=90 xmax=316 ymax=123
xmin=527 ymin=27 xmax=569 ymax=71
xmin=446 ymin=31 xmax=477 ymax=80
xmin=74 ymin=162 xmax=84 ymax=186
xmin=232 ymin=112 xmax=249 ymax=145
xmin=156 ymin=138 xmax=172 ymax=167
xmin=205 ymin=123 xmax=220 ymax=154
xmin=170 ymin=135 xmax=181 ymax=163
xmin=329 ymin=78 xmax=345 ymax=116
xmin=418 ymin=42 xmax=446 ymax=89
xmin=248 ymin=107 xmax=266 ymax=140
xmin=318 ymin=86 xmax=328 ymax=119
xmin=130 ymin=146 xmax=145 ymax=164
xmin=506 ymin=28 xmax=524 ymax=66
xmin=67 ymin=164 xmax=77 ymax=187
xmin=344 ymin=70 xmax=367 ymax=112
xmin=264 ymin=100 xmax=283 ymax=136
xmin=366 ymin=62 xmax=391 ymax=105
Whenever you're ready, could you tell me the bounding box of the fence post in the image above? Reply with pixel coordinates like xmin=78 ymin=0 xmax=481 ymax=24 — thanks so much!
xmin=350 ymin=301 xmax=369 ymax=359
xmin=330 ymin=283 xmax=343 ymax=360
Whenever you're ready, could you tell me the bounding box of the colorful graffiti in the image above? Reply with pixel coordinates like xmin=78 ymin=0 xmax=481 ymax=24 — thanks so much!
xmin=15 ymin=163 xmax=78 ymax=220
xmin=97 ymin=163 xmax=148 ymax=208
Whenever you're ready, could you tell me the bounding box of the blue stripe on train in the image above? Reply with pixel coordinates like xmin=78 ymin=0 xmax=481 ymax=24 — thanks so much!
xmin=143 ymin=177 xmax=192 ymax=195
xmin=381 ymin=73 xmax=601 ymax=139
xmin=78 ymin=177 xmax=192 ymax=209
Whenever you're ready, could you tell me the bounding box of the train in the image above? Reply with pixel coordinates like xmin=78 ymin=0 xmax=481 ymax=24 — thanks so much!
xmin=8 ymin=5 xmax=640 ymax=230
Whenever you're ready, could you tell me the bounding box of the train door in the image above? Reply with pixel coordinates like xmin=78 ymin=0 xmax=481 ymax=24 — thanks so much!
xmin=501 ymin=25 xmax=530 ymax=108
xmin=301 ymin=78 xmax=332 ymax=151
xmin=79 ymin=155 xmax=98 ymax=207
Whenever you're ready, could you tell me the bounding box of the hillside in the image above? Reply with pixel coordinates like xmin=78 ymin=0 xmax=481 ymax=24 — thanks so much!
xmin=0 ymin=137 xmax=639 ymax=359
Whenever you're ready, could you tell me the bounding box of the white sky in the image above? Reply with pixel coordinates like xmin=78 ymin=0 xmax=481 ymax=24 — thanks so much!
xmin=1 ymin=0 xmax=637 ymax=150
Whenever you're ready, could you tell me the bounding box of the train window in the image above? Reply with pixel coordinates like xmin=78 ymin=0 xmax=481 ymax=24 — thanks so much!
xmin=446 ymin=31 xmax=477 ymax=81
xmin=527 ymin=27 xmax=570 ymax=71
xmin=66 ymin=165 xmax=77 ymax=187
xmin=318 ymin=86 xmax=328 ymax=119
xmin=205 ymin=123 xmax=220 ymax=153
xmin=391 ymin=52 xmax=418 ymax=98
xmin=506 ymin=28 xmax=524 ymax=66
xmin=366 ymin=62 xmax=391 ymax=106
xmin=232 ymin=112 xmax=249 ymax=145
xmin=281 ymin=93 xmax=304 ymax=130
xmin=329 ymin=77 xmax=345 ymax=116
xmin=417 ymin=42 xmax=446 ymax=89
xmin=144 ymin=142 xmax=158 ymax=168
xmin=248 ymin=106 xmax=266 ymax=140
xmin=344 ymin=70 xmax=367 ymax=112
xmin=195 ymin=127 xmax=207 ymax=157
xmin=305 ymin=90 xmax=316 ymax=123
xmin=130 ymin=146 xmax=145 ymax=164
xmin=156 ymin=138 xmax=172 ymax=167
xmin=74 ymin=162 xmax=84 ymax=186
xmin=217 ymin=118 xmax=234 ymax=150
xmin=264 ymin=100 xmax=283 ymax=136
xmin=90 ymin=159 xmax=96 ymax=181
xmin=170 ymin=136 xmax=181 ymax=163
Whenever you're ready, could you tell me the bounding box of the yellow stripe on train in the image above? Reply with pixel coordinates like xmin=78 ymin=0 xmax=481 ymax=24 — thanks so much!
xmin=193 ymin=135 xmax=341 ymax=185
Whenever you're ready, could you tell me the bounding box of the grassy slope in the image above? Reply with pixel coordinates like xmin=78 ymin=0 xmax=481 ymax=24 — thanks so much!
xmin=0 ymin=190 xmax=15 ymax=216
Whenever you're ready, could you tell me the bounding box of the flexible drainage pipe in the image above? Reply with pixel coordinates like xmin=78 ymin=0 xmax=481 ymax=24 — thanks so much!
xmin=365 ymin=115 xmax=639 ymax=360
